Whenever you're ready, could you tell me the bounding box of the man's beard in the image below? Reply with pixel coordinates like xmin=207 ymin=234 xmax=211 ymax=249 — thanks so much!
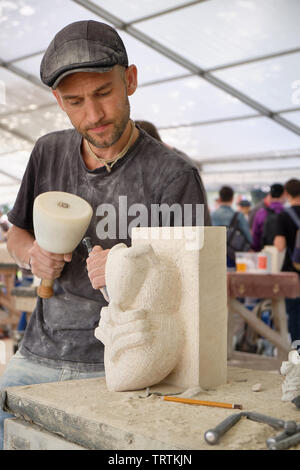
xmin=76 ymin=97 xmax=131 ymax=149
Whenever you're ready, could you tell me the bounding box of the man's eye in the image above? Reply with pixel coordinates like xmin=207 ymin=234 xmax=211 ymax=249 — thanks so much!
xmin=98 ymin=90 xmax=111 ymax=97
xmin=70 ymin=101 xmax=81 ymax=106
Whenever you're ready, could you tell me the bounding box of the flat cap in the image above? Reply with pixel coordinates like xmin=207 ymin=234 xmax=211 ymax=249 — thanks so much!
xmin=40 ymin=20 xmax=128 ymax=89
xmin=238 ymin=199 xmax=251 ymax=207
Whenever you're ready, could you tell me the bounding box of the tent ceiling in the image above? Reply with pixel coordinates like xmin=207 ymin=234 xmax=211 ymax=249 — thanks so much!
xmin=0 ymin=0 xmax=300 ymax=203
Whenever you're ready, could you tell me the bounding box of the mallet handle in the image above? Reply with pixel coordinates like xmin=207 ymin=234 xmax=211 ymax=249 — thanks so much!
xmin=37 ymin=279 xmax=54 ymax=298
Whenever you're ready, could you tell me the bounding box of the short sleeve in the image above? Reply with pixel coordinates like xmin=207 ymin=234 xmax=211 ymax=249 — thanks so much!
xmin=7 ymin=145 xmax=39 ymax=230
xmin=159 ymin=168 xmax=211 ymax=226
xmin=275 ymin=211 xmax=288 ymax=238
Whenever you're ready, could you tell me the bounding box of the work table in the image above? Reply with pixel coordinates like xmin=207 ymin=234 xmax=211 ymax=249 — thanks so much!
xmin=2 ymin=367 xmax=300 ymax=450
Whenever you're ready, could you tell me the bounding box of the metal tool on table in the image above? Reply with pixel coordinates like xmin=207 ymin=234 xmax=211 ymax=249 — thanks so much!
xmin=245 ymin=411 xmax=297 ymax=434
xmin=292 ymin=394 xmax=300 ymax=409
xmin=204 ymin=411 xmax=298 ymax=449
xmin=33 ymin=191 xmax=93 ymax=298
xmin=267 ymin=428 xmax=300 ymax=450
xmin=204 ymin=412 xmax=244 ymax=445
xmin=266 ymin=424 xmax=300 ymax=449
xmin=82 ymin=237 xmax=110 ymax=302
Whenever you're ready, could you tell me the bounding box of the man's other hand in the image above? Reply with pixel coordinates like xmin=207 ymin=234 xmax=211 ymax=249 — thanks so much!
xmin=86 ymin=245 xmax=110 ymax=289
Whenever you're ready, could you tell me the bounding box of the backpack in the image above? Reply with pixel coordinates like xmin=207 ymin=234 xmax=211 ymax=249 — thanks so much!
xmin=227 ymin=212 xmax=251 ymax=261
xmin=262 ymin=207 xmax=279 ymax=247
xmin=285 ymin=207 xmax=300 ymax=271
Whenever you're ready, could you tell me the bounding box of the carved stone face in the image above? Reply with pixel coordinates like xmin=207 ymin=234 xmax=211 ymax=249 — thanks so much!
xmin=95 ymin=243 xmax=184 ymax=391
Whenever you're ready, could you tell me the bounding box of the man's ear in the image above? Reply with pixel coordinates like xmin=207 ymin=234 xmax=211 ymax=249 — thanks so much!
xmin=52 ymin=89 xmax=65 ymax=112
xmin=125 ymin=65 xmax=138 ymax=96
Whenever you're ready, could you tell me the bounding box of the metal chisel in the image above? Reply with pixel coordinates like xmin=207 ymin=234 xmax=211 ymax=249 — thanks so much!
xmin=204 ymin=412 xmax=244 ymax=445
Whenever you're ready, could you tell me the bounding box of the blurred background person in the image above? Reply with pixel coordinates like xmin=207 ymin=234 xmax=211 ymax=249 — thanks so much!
xmin=238 ymin=199 xmax=251 ymax=221
xmin=274 ymin=179 xmax=300 ymax=345
xmin=212 ymin=185 xmax=252 ymax=268
xmin=0 ymin=208 xmax=9 ymax=242
xmin=251 ymin=183 xmax=285 ymax=252
xmin=135 ymin=120 xmax=210 ymax=224
xmin=248 ymin=190 xmax=271 ymax=229
xmin=135 ymin=120 xmax=202 ymax=174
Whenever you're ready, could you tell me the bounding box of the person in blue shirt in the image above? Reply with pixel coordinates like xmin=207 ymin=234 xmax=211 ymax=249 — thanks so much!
xmin=212 ymin=186 xmax=252 ymax=268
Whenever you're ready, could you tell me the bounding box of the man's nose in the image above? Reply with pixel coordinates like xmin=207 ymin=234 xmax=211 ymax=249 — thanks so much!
xmin=85 ymin=99 xmax=104 ymax=125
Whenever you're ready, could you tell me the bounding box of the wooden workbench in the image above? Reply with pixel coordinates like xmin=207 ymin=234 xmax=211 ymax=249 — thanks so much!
xmin=227 ymin=272 xmax=300 ymax=368
xmin=0 ymin=244 xmax=20 ymax=329
xmin=1 ymin=367 xmax=300 ymax=450
xmin=10 ymin=286 xmax=37 ymax=315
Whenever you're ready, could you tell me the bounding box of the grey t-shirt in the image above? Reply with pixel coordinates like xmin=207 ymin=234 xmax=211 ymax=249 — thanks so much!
xmin=8 ymin=126 xmax=210 ymax=371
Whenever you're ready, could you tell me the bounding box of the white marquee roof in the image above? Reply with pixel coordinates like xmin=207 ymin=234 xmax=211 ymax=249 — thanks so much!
xmin=0 ymin=0 xmax=300 ymax=204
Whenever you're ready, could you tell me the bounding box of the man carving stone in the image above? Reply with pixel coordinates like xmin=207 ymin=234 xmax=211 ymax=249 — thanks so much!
xmin=0 ymin=20 xmax=209 ymax=449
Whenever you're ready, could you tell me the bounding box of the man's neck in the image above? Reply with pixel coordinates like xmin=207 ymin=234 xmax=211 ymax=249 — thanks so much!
xmin=81 ymin=121 xmax=139 ymax=170
xmin=220 ymin=202 xmax=232 ymax=207
xmin=291 ymin=197 xmax=300 ymax=206
xmin=269 ymin=198 xmax=283 ymax=204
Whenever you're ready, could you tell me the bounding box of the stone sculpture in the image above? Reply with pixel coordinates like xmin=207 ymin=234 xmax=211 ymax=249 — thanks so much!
xmin=95 ymin=243 xmax=183 ymax=392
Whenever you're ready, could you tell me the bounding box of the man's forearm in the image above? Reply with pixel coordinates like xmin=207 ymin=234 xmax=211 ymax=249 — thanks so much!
xmin=274 ymin=235 xmax=286 ymax=252
xmin=6 ymin=225 xmax=35 ymax=269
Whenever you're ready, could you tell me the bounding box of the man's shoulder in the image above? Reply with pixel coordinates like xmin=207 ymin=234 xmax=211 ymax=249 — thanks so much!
xmin=162 ymin=146 xmax=197 ymax=174
xmin=139 ymin=130 xmax=197 ymax=174
xmin=237 ymin=210 xmax=246 ymax=221
xmin=253 ymin=206 xmax=267 ymax=223
xmin=216 ymin=205 xmax=234 ymax=214
xmin=236 ymin=211 xmax=250 ymax=231
xmin=35 ymin=128 xmax=78 ymax=150
xmin=256 ymin=206 xmax=267 ymax=216
xmin=281 ymin=206 xmax=300 ymax=223
xmin=274 ymin=208 xmax=300 ymax=235
xmin=211 ymin=206 xmax=233 ymax=224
